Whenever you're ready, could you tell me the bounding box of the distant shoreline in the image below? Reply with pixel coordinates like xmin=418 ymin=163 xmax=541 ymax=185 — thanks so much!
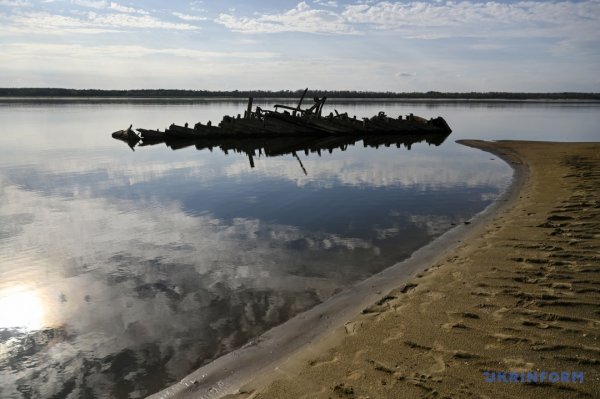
xmin=0 ymin=88 xmax=599 ymax=101
xmin=1 ymin=97 xmax=600 ymax=105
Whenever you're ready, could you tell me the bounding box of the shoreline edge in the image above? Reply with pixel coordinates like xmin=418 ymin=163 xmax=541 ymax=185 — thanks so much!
xmin=148 ymin=139 xmax=527 ymax=399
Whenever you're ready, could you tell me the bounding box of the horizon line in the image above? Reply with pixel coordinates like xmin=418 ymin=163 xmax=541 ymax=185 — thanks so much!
xmin=1 ymin=88 xmax=599 ymax=99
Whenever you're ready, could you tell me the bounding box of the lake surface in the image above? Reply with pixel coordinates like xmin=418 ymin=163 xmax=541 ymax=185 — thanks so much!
xmin=0 ymin=100 xmax=597 ymax=398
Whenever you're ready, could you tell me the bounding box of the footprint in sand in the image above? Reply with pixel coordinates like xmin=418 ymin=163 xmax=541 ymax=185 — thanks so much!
xmin=491 ymin=332 xmax=533 ymax=344
xmin=308 ymin=355 xmax=339 ymax=368
xmin=344 ymin=321 xmax=363 ymax=336
xmin=502 ymin=357 xmax=535 ymax=371
xmin=418 ymin=291 xmax=446 ymax=311
xmin=345 ymin=370 xmax=364 ymax=381
xmin=492 ymin=306 xmax=510 ymax=320
xmin=428 ymin=353 xmax=446 ymax=374
xmin=442 ymin=321 xmax=470 ymax=331
xmin=352 ymin=349 xmax=369 ymax=364
xmin=382 ymin=331 xmax=405 ymax=345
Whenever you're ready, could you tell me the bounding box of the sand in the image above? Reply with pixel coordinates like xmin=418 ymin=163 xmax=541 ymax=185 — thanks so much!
xmin=150 ymin=141 xmax=600 ymax=399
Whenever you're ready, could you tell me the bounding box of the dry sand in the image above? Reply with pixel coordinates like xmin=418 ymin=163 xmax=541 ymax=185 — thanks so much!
xmin=229 ymin=140 xmax=600 ymax=399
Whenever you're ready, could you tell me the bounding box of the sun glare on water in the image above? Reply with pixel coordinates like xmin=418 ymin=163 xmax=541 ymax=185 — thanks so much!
xmin=0 ymin=285 xmax=46 ymax=331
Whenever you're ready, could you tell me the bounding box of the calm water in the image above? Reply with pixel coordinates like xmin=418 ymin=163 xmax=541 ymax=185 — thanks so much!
xmin=0 ymin=100 xmax=598 ymax=398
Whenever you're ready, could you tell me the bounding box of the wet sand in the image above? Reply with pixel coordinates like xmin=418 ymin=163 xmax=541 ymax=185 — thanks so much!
xmin=150 ymin=141 xmax=600 ymax=399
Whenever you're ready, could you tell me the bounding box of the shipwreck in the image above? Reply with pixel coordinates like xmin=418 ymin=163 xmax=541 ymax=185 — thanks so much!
xmin=111 ymin=89 xmax=452 ymax=165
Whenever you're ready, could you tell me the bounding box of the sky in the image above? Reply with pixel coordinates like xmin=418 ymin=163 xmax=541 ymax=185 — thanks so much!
xmin=0 ymin=0 xmax=599 ymax=91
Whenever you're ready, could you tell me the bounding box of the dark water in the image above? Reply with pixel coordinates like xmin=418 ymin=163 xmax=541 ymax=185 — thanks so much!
xmin=0 ymin=100 xmax=597 ymax=398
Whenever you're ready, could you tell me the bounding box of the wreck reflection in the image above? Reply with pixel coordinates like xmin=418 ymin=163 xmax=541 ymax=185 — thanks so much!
xmin=115 ymin=132 xmax=450 ymax=172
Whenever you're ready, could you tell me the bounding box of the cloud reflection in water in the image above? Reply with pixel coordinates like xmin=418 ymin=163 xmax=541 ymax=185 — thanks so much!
xmin=0 ymin=104 xmax=512 ymax=398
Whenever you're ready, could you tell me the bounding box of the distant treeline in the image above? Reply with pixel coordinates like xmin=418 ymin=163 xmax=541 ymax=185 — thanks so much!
xmin=1 ymin=88 xmax=599 ymax=100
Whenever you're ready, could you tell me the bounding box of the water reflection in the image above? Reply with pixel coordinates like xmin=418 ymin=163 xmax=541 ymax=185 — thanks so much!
xmin=0 ymin=101 xmax=517 ymax=398
xmin=114 ymin=132 xmax=451 ymax=171
xmin=0 ymin=285 xmax=46 ymax=330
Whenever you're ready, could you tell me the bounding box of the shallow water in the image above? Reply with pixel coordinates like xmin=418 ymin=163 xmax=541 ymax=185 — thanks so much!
xmin=0 ymin=100 xmax=597 ymax=398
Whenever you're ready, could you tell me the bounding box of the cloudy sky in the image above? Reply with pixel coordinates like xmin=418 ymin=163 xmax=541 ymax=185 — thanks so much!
xmin=1 ymin=0 xmax=599 ymax=91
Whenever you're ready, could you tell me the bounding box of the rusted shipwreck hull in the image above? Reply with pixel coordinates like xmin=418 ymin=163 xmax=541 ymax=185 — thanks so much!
xmin=132 ymin=90 xmax=452 ymax=142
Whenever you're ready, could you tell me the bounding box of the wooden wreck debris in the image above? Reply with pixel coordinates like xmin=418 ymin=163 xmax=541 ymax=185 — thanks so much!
xmin=111 ymin=124 xmax=140 ymax=150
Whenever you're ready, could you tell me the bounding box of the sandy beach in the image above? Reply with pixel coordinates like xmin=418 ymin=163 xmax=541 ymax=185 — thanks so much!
xmin=225 ymin=140 xmax=599 ymax=399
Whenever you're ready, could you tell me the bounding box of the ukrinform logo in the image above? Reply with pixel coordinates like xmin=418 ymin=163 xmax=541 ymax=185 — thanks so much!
xmin=483 ymin=371 xmax=584 ymax=383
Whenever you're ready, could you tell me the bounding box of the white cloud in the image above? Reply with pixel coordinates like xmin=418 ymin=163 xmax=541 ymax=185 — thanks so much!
xmin=0 ymin=42 xmax=280 ymax=87
xmin=87 ymin=11 xmax=197 ymax=30
xmin=71 ymin=0 xmax=106 ymax=9
xmin=216 ymin=1 xmax=357 ymax=34
xmin=172 ymin=11 xmax=207 ymax=21
xmin=71 ymin=0 xmax=149 ymax=14
xmin=1 ymin=2 xmax=597 ymax=91
xmin=109 ymin=2 xmax=147 ymax=14
xmin=2 ymin=10 xmax=199 ymax=34
xmin=190 ymin=0 xmax=204 ymax=11
xmin=0 ymin=0 xmax=29 ymax=6
xmin=7 ymin=12 xmax=115 ymax=34
xmin=341 ymin=1 xmax=600 ymax=40
xmin=215 ymin=0 xmax=600 ymax=43
xmin=0 ymin=51 xmax=279 ymax=89
xmin=314 ymin=0 xmax=338 ymax=7
xmin=2 ymin=42 xmax=277 ymax=61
